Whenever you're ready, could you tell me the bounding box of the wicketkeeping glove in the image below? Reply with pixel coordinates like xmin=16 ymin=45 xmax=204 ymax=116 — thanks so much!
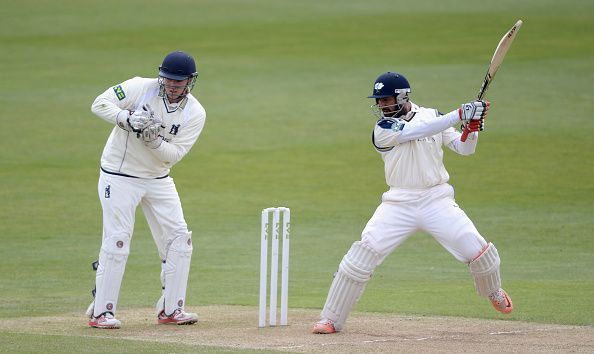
xmin=459 ymin=100 xmax=490 ymax=124
xmin=115 ymin=110 xmax=136 ymax=132
xmin=130 ymin=104 xmax=163 ymax=131
xmin=141 ymin=123 xmax=165 ymax=149
xmin=129 ymin=110 xmax=153 ymax=131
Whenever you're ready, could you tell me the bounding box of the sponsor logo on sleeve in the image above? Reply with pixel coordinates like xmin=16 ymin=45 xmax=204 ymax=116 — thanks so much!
xmin=113 ymin=85 xmax=126 ymax=101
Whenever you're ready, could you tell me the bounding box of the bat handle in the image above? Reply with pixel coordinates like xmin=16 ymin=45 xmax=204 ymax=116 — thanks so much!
xmin=460 ymin=127 xmax=470 ymax=142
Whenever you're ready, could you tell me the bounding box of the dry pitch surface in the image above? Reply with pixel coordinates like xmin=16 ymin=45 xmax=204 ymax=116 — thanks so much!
xmin=2 ymin=305 xmax=593 ymax=353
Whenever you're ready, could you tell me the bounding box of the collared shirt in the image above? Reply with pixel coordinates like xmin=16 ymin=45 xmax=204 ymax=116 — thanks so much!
xmin=372 ymin=102 xmax=475 ymax=189
xmin=91 ymin=77 xmax=206 ymax=178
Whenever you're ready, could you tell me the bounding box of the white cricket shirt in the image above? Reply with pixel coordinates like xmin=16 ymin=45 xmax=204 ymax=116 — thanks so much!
xmin=91 ymin=77 xmax=206 ymax=178
xmin=373 ymin=102 xmax=478 ymax=190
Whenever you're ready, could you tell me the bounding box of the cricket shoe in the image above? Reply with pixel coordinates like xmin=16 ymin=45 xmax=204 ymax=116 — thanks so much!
xmin=89 ymin=312 xmax=121 ymax=329
xmin=489 ymin=288 xmax=513 ymax=314
xmin=157 ymin=309 xmax=198 ymax=325
xmin=312 ymin=319 xmax=337 ymax=334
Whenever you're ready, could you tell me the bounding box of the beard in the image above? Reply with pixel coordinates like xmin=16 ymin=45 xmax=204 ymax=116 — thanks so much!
xmin=381 ymin=104 xmax=404 ymax=117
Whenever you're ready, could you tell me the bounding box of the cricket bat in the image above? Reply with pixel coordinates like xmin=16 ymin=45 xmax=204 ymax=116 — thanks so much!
xmin=460 ymin=19 xmax=523 ymax=142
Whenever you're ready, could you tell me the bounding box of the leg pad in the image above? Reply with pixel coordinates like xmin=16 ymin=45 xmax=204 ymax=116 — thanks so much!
xmin=157 ymin=232 xmax=193 ymax=315
xmin=93 ymin=234 xmax=130 ymax=317
xmin=469 ymin=242 xmax=501 ymax=297
xmin=321 ymin=241 xmax=380 ymax=331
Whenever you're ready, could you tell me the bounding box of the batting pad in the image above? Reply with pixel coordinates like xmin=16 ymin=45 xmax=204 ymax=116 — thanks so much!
xmin=469 ymin=242 xmax=501 ymax=297
xmin=321 ymin=241 xmax=380 ymax=331
xmin=85 ymin=300 xmax=95 ymax=318
xmin=159 ymin=232 xmax=193 ymax=315
xmin=93 ymin=234 xmax=130 ymax=317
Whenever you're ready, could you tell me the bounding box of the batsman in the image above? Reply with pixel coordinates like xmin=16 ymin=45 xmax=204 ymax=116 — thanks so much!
xmin=313 ymin=72 xmax=513 ymax=334
xmin=86 ymin=51 xmax=206 ymax=328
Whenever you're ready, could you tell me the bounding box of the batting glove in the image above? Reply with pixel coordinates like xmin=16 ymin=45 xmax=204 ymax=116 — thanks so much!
xmin=459 ymin=100 xmax=490 ymax=124
xmin=463 ymin=118 xmax=485 ymax=133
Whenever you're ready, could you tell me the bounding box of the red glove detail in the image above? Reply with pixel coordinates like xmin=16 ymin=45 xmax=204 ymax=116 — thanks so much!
xmin=466 ymin=119 xmax=484 ymax=133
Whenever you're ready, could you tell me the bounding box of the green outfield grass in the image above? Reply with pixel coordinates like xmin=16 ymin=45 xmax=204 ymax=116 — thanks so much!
xmin=1 ymin=0 xmax=593 ymax=351
xmin=0 ymin=332 xmax=270 ymax=354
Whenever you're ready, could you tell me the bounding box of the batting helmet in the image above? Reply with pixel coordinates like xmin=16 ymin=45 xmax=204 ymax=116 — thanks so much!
xmin=368 ymin=72 xmax=411 ymax=99
xmin=158 ymin=51 xmax=198 ymax=100
xmin=368 ymin=72 xmax=411 ymax=118
xmin=159 ymin=51 xmax=197 ymax=80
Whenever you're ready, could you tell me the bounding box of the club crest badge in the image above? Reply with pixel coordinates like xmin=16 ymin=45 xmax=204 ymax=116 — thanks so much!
xmin=169 ymin=124 xmax=180 ymax=135
xmin=392 ymin=121 xmax=405 ymax=131
xmin=374 ymin=82 xmax=384 ymax=92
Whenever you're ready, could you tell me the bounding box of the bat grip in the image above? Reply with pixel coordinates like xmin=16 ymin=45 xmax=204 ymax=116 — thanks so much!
xmin=460 ymin=127 xmax=470 ymax=142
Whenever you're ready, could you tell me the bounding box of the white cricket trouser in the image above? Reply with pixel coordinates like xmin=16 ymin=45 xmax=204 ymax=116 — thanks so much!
xmin=98 ymin=170 xmax=189 ymax=258
xmin=361 ymin=183 xmax=487 ymax=263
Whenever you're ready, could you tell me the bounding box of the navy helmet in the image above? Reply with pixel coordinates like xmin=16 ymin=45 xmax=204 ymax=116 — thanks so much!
xmin=368 ymin=72 xmax=411 ymax=99
xmin=159 ymin=51 xmax=197 ymax=80
xmin=368 ymin=72 xmax=411 ymax=118
xmin=158 ymin=51 xmax=198 ymax=100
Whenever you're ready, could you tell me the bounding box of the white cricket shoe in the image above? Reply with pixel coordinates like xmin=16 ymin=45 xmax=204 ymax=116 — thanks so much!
xmin=89 ymin=312 xmax=121 ymax=329
xmin=157 ymin=309 xmax=198 ymax=325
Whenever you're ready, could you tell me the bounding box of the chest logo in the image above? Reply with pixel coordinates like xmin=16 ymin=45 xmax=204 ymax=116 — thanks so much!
xmin=169 ymin=124 xmax=181 ymax=135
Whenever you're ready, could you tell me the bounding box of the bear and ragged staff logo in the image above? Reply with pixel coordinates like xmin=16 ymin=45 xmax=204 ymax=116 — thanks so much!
xmin=169 ymin=124 xmax=180 ymax=135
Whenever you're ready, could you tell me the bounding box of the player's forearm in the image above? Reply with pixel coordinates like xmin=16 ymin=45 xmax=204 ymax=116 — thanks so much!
xmin=447 ymin=132 xmax=478 ymax=155
xmin=146 ymin=117 xmax=204 ymax=165
xmin=398 ymin=111 xmax=459 ymax=142
xmin=91 ymin=95 xmax=126 ymax=125
xmin=376 ymin=111 xmax=459 ymax=146
xmin=149 ymin=140 xmax=190 ymax=165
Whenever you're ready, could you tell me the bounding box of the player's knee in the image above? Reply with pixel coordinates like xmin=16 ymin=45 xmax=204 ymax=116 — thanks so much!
xmin=162 ymin=232 xmax=193 ymax=276
xmin=450 ymin=230 xmax=487 ymax=263
xmin=469 ymin=242 xmax=501 ymax=296
xmin=101 ymin=233 xmax=131 ymax=257
xmin=470 ymin=242 xmax=500 ymax=272
xmin=167 ymin=231 xmax=193 ymax=255
xmin=339 ymin=241 xmax=381 ymax=282
xmin=360 ymin=232 xmax=386 ymax=252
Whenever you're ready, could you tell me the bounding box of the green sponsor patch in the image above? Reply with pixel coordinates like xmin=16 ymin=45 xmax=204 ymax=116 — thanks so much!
xmin=113 ymin=85 xmax=126 ymax=100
